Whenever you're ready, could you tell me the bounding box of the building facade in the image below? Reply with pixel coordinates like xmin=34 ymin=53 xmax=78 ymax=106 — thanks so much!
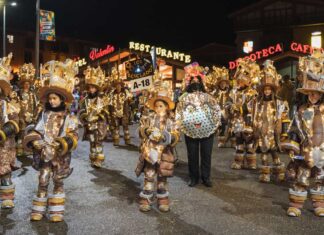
xmin=229 ymin=0 xmax=324 ymax=78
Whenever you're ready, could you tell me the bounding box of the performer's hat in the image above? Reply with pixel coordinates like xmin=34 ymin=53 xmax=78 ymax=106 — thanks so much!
xmin=39 ymin=59 xmax=78 ymax=103
xmin=18 ymin=63 xmax=36 ymax=86
xmin=0 ymin=53 xmax=13 ymax=96
xmin=297 ymin=49 xmax=324 ymax=94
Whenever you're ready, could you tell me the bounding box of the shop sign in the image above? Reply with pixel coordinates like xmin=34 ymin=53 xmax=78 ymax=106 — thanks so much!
xmin=129 ymin=41 xmax=191 ymax=63
xmin=125 ymin=58 xmax=154 ymax=80
xmin=230 ymin=42 xmax=324 ymax=70
xmin=128 ymin=75 xmax=153 ymax=92
xmin=89 ymin=45 xmax=115 ymax=61
xmin=290 ymin=42 xmax=324 ymax=54
xmin=74 ymin=57 xmax=87 ymax=67
xmin=229 ymin=43 xmax=283 ymax=69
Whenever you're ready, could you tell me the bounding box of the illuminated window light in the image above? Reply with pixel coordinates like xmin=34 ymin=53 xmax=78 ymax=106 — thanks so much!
xmin=243 ymin=41 xmax=253 ymax=54
xmin=311 ymin=31 xmax=322 ymax=48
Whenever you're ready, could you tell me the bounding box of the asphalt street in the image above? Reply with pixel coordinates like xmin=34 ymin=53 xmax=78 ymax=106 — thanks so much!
xmin=0 ymin=124 xmax=323 ymax=235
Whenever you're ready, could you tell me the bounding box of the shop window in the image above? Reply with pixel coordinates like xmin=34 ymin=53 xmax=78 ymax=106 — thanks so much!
xmin=176 ymin=68 xmax=185 ymax=81
xmin=159 ymin=64 xmax=172 ymax=79
xmin=311 ymin=31 xmax=322 ymax=48
xmin=24 ymin=51 xmax=32 ymax=63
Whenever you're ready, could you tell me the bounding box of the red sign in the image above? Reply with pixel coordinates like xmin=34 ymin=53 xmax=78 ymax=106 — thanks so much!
xmin=290 ymin=42 xmax=324 ymax=54
xmin=229 ymin=43 xmax=283 ymax=70
xmin=229 ymin=42 xmax=324 ymax=70
xmin=89 ymin=45 xmax=115 ymax=61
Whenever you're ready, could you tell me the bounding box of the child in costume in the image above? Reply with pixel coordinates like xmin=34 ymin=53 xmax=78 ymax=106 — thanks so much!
xmin=23 ymin=59 xmax=79 ymax=222
xmin=206 ymin=66 xmax=233 ymax=148
xmin=79 ymin=66 xmax=109 ymax=168
xmin=0 ymin=53 xmax=20 ymax=209
xmin=135 ymin=80 xmax=180 ymax=212
xmin=16 ymin=63 xmax=38 ymax=156
xmin=251 ymin=60 xmax=289 ymax=182
xmin=108 ymin=67 xmax=132 ymax=146
xmin=230 ymin=59 xmax=259 ymax=170
xmin=282 ymin=50 xmax=324 ymax=217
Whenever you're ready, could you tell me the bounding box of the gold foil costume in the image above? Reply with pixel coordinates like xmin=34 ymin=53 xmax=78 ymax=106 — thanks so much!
xmin=0 ymin=53 xmax=20 ymax=209
xmin=230 ymin=59 xmax=259 ymax=170
xmin=108 ymin=67 xmax=132 ymax=145
xmin=251 ymin=60 xmax=289 ymax=182
xmin=80 ymin=66 xmax=109 ymax=168
xmin=16 ymin=63 xmax=38 ymax=156
xmin=135 ymin=79 xmax=180 ymax=212
xmin=206 ymin=66 xmax=233 ymax=147
xmin=23 ymin=59 xmax=79 ymax=222
xmin=282 ymin=50 xmax=324 ymax=217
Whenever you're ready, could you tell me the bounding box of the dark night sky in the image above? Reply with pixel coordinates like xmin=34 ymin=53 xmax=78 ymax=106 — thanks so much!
xmin=6 ymin=0 xmax=257 ymax=51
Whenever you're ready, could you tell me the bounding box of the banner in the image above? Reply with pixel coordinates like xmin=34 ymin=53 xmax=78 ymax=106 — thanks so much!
xmin=40 ymin=10 xmax=56 ymax=41
xmin=128 ymin=75 xmax=153 ymax=92
xmin=125 ymin=58 xmax=154 ymax=80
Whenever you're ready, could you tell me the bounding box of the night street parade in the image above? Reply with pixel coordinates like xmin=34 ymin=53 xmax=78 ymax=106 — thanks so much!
xmin=0 ymin=0 xmax=324 ymax=234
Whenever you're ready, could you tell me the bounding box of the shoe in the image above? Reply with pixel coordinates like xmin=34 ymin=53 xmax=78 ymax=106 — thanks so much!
xmin=202 ymin=179 xmax=212 ymax=187
xmin=188 ymin=179 xmax=198 ymax=187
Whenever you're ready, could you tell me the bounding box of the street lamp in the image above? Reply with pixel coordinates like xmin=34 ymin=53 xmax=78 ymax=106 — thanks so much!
xmin=1 ymin=1 xmax=17 ymax=56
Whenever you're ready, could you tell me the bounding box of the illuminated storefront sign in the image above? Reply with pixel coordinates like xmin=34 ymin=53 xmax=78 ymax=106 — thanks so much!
xmin=125 ymin=58 xmax=154 ymax=80
xmin=89 ymin=45 xmax=115 ymax=61
xmin=229 ymin=42 xmax=324 ymax=69
xmin=229 ymin=43 xmax=283 ymax=69
xmin=290 ymin=42 xmax=324 ymax=54
xmin=74 ymin=57 xmax=87 ymax=67
xmin=129 ymin=41 xmax=191 ymax=63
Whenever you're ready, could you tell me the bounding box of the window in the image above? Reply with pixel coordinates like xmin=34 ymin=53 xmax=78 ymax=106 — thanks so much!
xmin=61 ymin=42 xmax=69 ymax=53
xmin=311 ymin=31 xmax=322 ymax=48
xmin=159 ymin=64 xmax=172 ymax=79
xmin=25 ymin=38 xmax=34 ymax=49
xmin=24 ymin=51 xmax=32 ymax=63
xmin=176 ymin=68 xmax=185 ymax=81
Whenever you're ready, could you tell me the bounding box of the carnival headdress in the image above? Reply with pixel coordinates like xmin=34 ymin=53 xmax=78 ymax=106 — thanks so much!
xmin=182 ymin=62 xmax=207 ymax=90
xmin=84 ymin=66 xmax=105 ymax=89
xmin=0 ymin=53 xmax=13 ymax=96
xmin=259 ymin=60 xmax=281 ymax=91
xmin=234 ymin=58 xmax=260 ymax=86
xmin=297 ymin=48 xmax=324 ymax=94
xmin=18 ymin=63 xmax=36 ymax=86
xmin=39 ymin=59 xmax=78 ymax=103
xmin=147 ymin=70 xmax=174 ymax=110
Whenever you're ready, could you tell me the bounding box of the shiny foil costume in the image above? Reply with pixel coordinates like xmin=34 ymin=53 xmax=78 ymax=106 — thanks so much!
xmin=80 ymin=94 xmax=108 ymax=168
xmin=230 ymin=59 xmax=259 ymax=170
xmin=109 ymin=85 xmax=132 ymax=145
xmin=80 ymin=66 xmax=109 ymax=168
xmin=0 ymin=53 xmax=20 ymax=209
xmin=24 ymin=109 xmax=78 ymax=221
xmin=176 ymin=92 xmax=221 ymax=139
xmin=136 ymin=110 xmax=180 ymax=212
xmin=206 ymin=66 xmax=233 ymax=148
xmin=252 ymin=98 xmax=289 ymax=181
xmin=282 ymin=50 xmax=324 ymax=217
xmin=251 ymin=60 xmax=289 ymax=182
xmin=0 ymin=100 xmax=20 ymax=209
xmin=17 ymin=87 xmax=38 ymax=156
xmin=23 ymin=59 xmax=79 ymax=222
xmin=17 ymin=63 xmax=38 ymax=156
